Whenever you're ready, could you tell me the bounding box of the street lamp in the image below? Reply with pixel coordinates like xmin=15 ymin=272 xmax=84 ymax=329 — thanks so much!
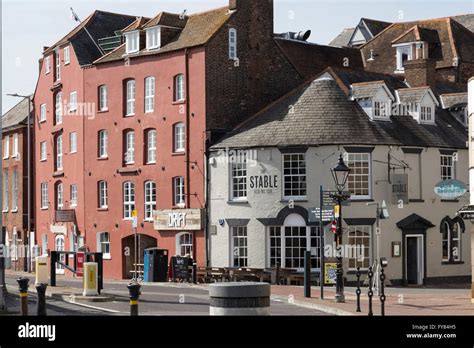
xmin=6 ymin=93 xmax=32 ymax=274
xmin=330 ymin=155 xmax=351 ymax=303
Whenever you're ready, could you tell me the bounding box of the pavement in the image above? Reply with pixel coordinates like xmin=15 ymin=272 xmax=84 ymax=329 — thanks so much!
xmin=4 ymin=269 xmax=474 ymax=316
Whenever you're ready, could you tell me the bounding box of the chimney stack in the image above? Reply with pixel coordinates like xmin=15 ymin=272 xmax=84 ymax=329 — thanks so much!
xmin=404 ymin=58 xmax=436 ymax=88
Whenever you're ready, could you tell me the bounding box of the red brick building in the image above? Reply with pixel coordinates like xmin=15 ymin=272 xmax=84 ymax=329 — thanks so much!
xmin=2 ymin=97 xmax=34 ymax=272
xmin=34 ymin=0 xmax=359 ymax=279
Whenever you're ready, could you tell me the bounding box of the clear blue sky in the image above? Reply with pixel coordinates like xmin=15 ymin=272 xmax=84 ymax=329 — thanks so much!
xmin=2 ymin=0 xmax=473 ymax=113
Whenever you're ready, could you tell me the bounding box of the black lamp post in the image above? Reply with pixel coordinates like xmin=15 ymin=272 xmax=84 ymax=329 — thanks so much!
xmin=330 ymin=155 xmax=351 ymax=303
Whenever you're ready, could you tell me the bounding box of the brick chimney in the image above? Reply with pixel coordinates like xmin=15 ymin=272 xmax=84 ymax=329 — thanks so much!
xmin=404 ymin=58 xmax=436 ymax=88
xmin=229 ymin=0 xmax=274 ymax=38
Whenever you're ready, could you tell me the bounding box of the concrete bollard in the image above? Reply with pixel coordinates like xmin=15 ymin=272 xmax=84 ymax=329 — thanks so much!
xmin=17 ymin=277 xmax=29 ymax=316
xmin=36 ymin=283 xmax=48 ymax=316
xmin=209 ymin=282 xmax=270 ymax=316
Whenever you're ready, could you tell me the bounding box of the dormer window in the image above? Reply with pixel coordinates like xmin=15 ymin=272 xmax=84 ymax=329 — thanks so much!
xmin=125 ymin=31 xmax=139 ymax=54
xmin=374 ymin=101 xmax=389 ymax=118
xmin=146 ymin=26 xmax=161 ymax=50
xmin=420 ymin=106 xmax=433 ymax=123
xmin=395 ymin=45 xmax=413 ymax=72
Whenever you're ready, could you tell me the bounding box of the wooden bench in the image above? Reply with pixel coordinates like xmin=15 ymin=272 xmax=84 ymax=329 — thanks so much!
xmin=197 ymin=267 xmax=228 ymax=283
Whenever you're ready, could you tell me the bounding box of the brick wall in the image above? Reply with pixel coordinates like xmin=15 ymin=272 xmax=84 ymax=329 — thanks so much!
xmin=404 ymin=58 xmax=436 ymax=88
xmin=205 ymin=0 xmax=302 ymax=136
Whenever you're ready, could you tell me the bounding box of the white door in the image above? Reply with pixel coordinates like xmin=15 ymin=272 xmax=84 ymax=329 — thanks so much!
xmin=55 ymin=235 xmax=65 ymax=275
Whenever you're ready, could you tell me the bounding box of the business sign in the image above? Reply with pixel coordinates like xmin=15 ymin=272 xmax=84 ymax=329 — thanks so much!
xmin=55 ymin=210 xmax=75 ymax=223
xmin=324 ymin=263 xmax=337 ymax=285
xmin=249 ymin=175 xmax=279 ymax=195
xmin=76 ymin=252 xmax=85 ymax=277
xmin=50 ymin=225 xmax=67 ymax=234
xmin=434 ymin=179 xmax=467 ymax=199
xmin=154 ymin=209 xmax=203 ymax=231
xmin=391 ymin=174 xmax=408 ymax=205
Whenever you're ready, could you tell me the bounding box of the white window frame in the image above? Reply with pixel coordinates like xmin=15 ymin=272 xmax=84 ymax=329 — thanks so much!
xmin=2 ymin=171 xmax=8 ymax=212
xmin=12 ymin=133 xmax=19 ymax=158
xmin=70 ymin=184 xmax=78 ymax=208
xmin=40 ymin=141 xmax=47 ymax=161
xmin=395 ymin=44 xmax=413 ymax=72
xmin=125 ymin=130 xmax=135 ymax=164
xmin=347 ymin=225 xmax=372 ymax=271
xmin=229 ymin=28 xmax=237 ymax=60
xmin=45 ymin=56 xmax=51 ymax=74
xmin=440 ymin=154 xmax=455 ymax=181
xmin=55 ymin=92 xmax=62 ymax=125
xmin=40 ymin=104 xmax=47 ymax=122
xmin=347 ymin=152 xmax=371 ymax=199
xmin=123 ymin=181 xmax=135 ymax=220
xmin=230 ymin=151 xmax=247 ymax=201
xmin=69 ymin=131 xmax=77 ymax=154
xmin=282 ymin=153 xmax=307 ymax=200
xmin=69 ymin=91 xmax=77 ymax=112
xmin=41 ymin=182 xmax=48 ymax=209
xmin=174 ymin=123 xmax=185 ymax=153
xmin=64 ymin=46 xmax=70 ymax=65
xmin=146 ymin=26 xmax=161 ymax=50
xmin=56 ymin=134 xmax=63 ymax=171
xmin=55 ymin=48 xmax=61 ymax=81
xmin=125 ymin=31 xmax=139 ymax=54
xmin=56 ymin=182 xmax=64 ymax=210
xmin=420 ymin=105 xmax=433 ymax=123
xmin=373 ymin=100 xmax=389 ymax=118
xmin=98 ymin=232 xmax=111 ymax=259
xmin=442 ymin=221 xmax=450 ymax=262
xmin=11 ymin=169 xmax=18 ymax=212
xmin=147 ymin=129 xmax=157 ymax=164
xmin=144 ymin=77 xmax=155 ymax=113
xmin=98 ymin=181 xmax=108 ymax=209
xmin=3 ymin=135 xmax=9 ymax=159
xmin=176 ymin=232 xmax=193 ymax=257
xmin=231 ymin=226 xmax=248 ymax=267
xmin=99 ymin=130 xmax=108 ymax=158
xmin=173 ymin=176 xmax=185 ymax=207
xmin=174 ymin=74 xmax=185 ymax=101
xmin=126 ymin=80 xmax=136 ymax=116
xmin=451 ymin=222 xmax=461 ymax=262
xmin=144 ymin=181 xmax=156 ymax=221
xmin=99 ymin=85 xmax=108 ymax=111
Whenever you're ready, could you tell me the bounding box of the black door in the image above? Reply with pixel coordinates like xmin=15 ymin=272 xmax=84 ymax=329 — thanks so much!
xmin=406 ymin=237 xmax=418 ymax=284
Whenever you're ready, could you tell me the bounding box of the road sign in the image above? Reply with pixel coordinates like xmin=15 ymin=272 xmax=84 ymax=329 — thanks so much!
xmin=308 ymin=207 xmax=333 ymax=222
xmin=132 ymin=210 xmax=138 ymax=228
xmin=322 ymin=191 xmax=351 ymax=208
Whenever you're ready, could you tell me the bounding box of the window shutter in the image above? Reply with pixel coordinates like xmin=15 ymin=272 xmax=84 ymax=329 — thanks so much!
xmin=96 ymin=233 xmax=101 ymax=252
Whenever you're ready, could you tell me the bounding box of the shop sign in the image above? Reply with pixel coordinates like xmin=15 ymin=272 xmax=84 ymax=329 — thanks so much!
xmin=154 ymin=209 xmax=203 ymax=231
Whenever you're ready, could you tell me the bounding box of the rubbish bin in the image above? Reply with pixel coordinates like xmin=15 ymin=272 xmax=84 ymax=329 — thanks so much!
xmin=144 ymin=248 xmax=169 ymax=282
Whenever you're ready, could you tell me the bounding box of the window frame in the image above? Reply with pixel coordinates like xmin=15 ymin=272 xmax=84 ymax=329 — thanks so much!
xmin=173 ymin=176 xmax=185 ymax=207
xmin=64 ymin=46 xmax=70 ymax=65
xmin=70 ymin=184 xmax=78 ymax=208
xmin=229 ymin=28 xmax=237 ymax=60
xmin=125 ymin=31 xmax=139 ymax=54
xmin=124 ymin=130 xmax=135 ymax=165
xmin=231 ymin=226 xmax=248 ymax=267
xmin=11 ymin=169 xmax=18 ymax=211
xmin=12 ymin=133 xmax=19 ymax=158
xmin=55 ymin=92 xmax=62 ymax=125
xmin=440 ymin=154 xmax=455 ymax=181
xmin=40 ymin=141 xmax=47 ymax=161
xmin=45 ymin=56 xmax=51 ymax=74
xmin=395 ymin=44 xmax=413 ymax=72
xmin=99 ymin=85 xmax=108 ymax=111
xmin=40 ymin=104 xmax=47 ymax=122
xmin=41 ymin=182 xmax=49 ymax=209
xmin=174 ymin=123 xmax=185 ymax=153
xmin=98 ymin=130 xmax=108 ymax=158
xmin=144 ymin=181 xmax=156 ymax=221
xmin=56 ymin=182 xmax=64 ymax=210
xmin=176 ymin=232 xmax=193 ymax=257
xmin=2 ymin=170 xmax=8 ymax=212
xmin=69 ymin=131 xmax=77 ymax=154
xmin=69 ymin=91 xmax=78 ymax=112
xmin=146 ymin=129 xmax=157 ymax=164
xmin=347 ymin=225 xmax=372 ymax=271
xmin=146 ymin=26 xmax=161 ymax=50
xmin=98 ymin=232 xmax=111 ymax=259
xmin=3 ymin=135 xmax=9 ymax=159
xmin=420 ymin=105 xmax=433 ymax=123
xmin=144 ymin=76 xmax=155 ymax=113
xmin=174 ymin=74 xmax=185 ymax=102
xmin=282 ymin=153 xmax=307 ymax=200
xmin=56 ymin=134 xmax=63 ymax=171
xmin=55 ymin=48 xmax=61 ymax=81
xmin=98 ymin=181 xmax=108 ymax=209
xmin=347 ymin=152 xmax=372 ymax=199
xmin=230 ymin=151 xmax=247 ymax=201
xmin=373 ymin=100 xmax=389 ymax=119
xmin=125 ymin=80 xmax=136 ymax=116
xmin=123 ymin=181 xmax=135 ymax=220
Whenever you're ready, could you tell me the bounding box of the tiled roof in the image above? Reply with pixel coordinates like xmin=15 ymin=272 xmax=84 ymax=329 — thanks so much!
xmin=95 ymin=7 xmax=232 ymax=64
xmin=122 ymin=17 xmax=151 ymax=32
xmin=274 ymin=38 xmax=364 ymax=78
xmin=212 ymin=75 xmax=466 ymax=150
xmin=392 ymin=25 xmax=440 ymax=45
xmin=2 ymin=96 xmax=32 ymax=131
xmin=397 ymin=87 xmax=433 ymax=103
xmin=43 ymin=11 xmax=137 ymax=66
xmin=328 ymin=28 xmax=355 ymax=47
xmin=453 ymin=14 xmax=474 ymax=32
xmin=362 ymin=17 xmax=474 ymax=73
xmin=440 ymin=93 xmax=468 ymax=109
xmin=351 ymin=81 xmax=392 ymax=99
xmin=143 ymin=12 xmax=187 ymax=29
xmin=362 ymin=18 xmax=392 ymax=37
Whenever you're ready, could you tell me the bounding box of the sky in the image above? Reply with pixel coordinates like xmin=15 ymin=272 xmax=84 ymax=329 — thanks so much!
xmin=2 ymin=0 xmax=474 ymax=113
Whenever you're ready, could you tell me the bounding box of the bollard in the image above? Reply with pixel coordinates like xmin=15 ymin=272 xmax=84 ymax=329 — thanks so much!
xmin=304 ymin=251 xmax=311 ymax=298
xmin=36 ymin=283 xmax=47 ymax=316
xmin=127 ymin=282 xmax=141 ymax=316
xmin=209 ymin=282 xmax=270 ymax=316
xmin=380 ymin=267 xmax=386 ymax=317
xmin=355 ymin=267 xmax=361 ymax=313
xmin=192 ymin=262 xmax=197 ymax=284
xmin=17 ymin=277 xmax=29 ymax=316
xmin=276 ymin=262 xmax=281 ymax=285
xmin=367 ymin=266 xmax=373 ymax=317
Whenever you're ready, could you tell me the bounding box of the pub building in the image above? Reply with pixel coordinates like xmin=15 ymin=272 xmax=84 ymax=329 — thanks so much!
xmin=208 ymin=67 xmax=471 ymax=286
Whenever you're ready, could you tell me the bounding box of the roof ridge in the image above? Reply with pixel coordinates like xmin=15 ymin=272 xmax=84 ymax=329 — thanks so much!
xmin=351 ymin=80 xmax=386 ymax=85
xmin=189 ymin=5 xmax=229 ymax=17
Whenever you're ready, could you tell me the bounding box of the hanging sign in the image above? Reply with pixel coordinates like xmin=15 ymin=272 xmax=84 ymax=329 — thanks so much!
xmin=434 ymin=179 xmax=467 ymax=200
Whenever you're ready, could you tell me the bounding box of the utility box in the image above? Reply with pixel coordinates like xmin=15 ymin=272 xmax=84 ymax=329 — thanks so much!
xmin=83 ymin=262 xmax=98 ymax=296
xmin=144 ymin=248 xmax=169 ymax=283
xmin=35 ymin=256 xmax=48 ymax=285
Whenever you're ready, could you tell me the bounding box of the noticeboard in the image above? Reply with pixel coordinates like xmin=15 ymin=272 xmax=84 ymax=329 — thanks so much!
xmin=171 ymin=256 xmax=190 ymax=281
xmin=324 ymin=263 xmax=337 ymax=285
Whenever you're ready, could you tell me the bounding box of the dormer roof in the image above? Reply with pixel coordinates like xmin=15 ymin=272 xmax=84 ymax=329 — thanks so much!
xmin=391 ymin=25 xmax=441 ymax=45
xmin=143 ymin=12 xmax=188 ymax=29
xmin=439 ymin=93 xmax=468 ymax=109
xmin=351 ymin=80 xmax=395 ymax=101
xmin=397 ymin=86 xmax=439 ymax=106
xmin=122 ymin=16 xmax=151 ymax=33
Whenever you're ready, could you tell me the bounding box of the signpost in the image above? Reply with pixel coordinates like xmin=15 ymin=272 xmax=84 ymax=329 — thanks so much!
xmin=132 ymin=210 xmax=138 ymax=282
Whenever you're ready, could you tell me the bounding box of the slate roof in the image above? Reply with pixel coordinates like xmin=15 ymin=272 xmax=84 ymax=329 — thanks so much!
xmin=211 ymin=75 xmax=466 ymax=150
xmin=2 ymin=97 xmax=33 ymax=131
xmin=439 ymin=93 xmax=468 ymax=109
xmin=143 ymin=12 xmax=187 ymax=29
xmin=122 ymin=17 xmax=151 ymax=32
xmin=274 ymin=39 xmax=364 ymax=78
xmin=95 ymin=7 xmax=232 ymax=64
xmin=43 ymin=11 xmax=137 ymax=66
xmin=351 ymin=81 xmax=392 ymax=100
xmin=328 ymin=28 xmax=355 ymax=47
xmin=453 ymin=14 xmax=474 ymax=32
xmin=361 ymin=17 xmax=474 ymax=74
xmin=362 ymin=18 xmax=392 ymax=37
xmin=392 ymin=25 xmax=440 ymax=45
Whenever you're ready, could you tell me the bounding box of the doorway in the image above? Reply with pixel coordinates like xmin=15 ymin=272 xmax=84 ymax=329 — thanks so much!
xmin=405 ymin=235 xmax=424 ymax=285
xmin=121 ymin=234 xmax=157 ymax=279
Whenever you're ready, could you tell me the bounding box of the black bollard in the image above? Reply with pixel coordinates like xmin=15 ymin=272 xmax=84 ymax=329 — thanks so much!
xmin=380 ymin=267 xmax=386 ymax=316
xmin=17 ymin=277 xmax=29 ymax=316
xmin=304 ymin=251 xmax=311 ymax=298
xmin=276 ymin=262 xmax=281 ymax=285
xmin=367 ymin=267 xmax=373 ymax=317
xmin=355 ymin=267 xmax=361 ymax=313
xmin=127 ymin=282 xmax=141 ymax=316
xmin=36 ymin=283 xmax=48 ymax=316
xmin=192 ymin=262 xmax=197 ymax=284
